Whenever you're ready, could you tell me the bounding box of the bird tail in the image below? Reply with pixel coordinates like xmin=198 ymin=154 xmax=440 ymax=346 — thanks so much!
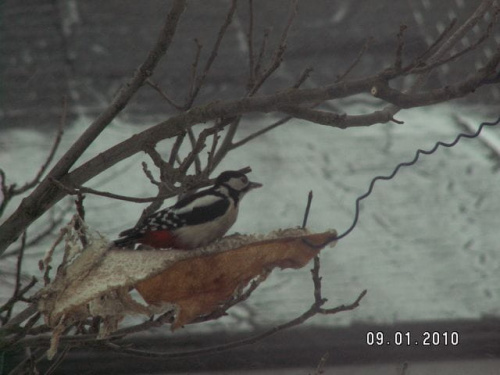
xmin=113 ymin=229 xmax=142 ymax=248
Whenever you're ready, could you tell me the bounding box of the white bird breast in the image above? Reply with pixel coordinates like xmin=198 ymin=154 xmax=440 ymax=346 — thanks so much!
xmin=174 ymin=200 xmax=239 ymax=248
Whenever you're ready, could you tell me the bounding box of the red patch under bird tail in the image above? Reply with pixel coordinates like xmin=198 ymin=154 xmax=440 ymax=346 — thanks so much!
xmin=139 ymin=230 xmax=180 ymax=249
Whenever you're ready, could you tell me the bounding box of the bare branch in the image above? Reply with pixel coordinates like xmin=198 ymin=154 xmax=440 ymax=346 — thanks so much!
xmin=336 ymin=38 xmax=372 ymax=82
xmin=231 ymin=116 xmax=290 ymax=149
xmin=372 ymin=46 xmax=500 ymax=107
xmin=50 ymin=177 xmax=176 ymax=203
xmin=0 ymin=98 xmax=66 ymax=218
xmin=293 ymin=67 xmax=314 ymax=88
xmin=103 ymin=288 xmax=366 ymax=359
xmin=185 ymin=0 xmax=238 ymax=108
xmin=44 ymin=346 xmax=71 ymax=375
xmin=253 ymin=27 xmax=271 ymax=78
xmin=428 ymin=0 xmax=494 ymax=64
xmin=141 ymin=161 xmax=162 ymax=187
xmin=2 ymin=1 xmax=499 ymax=259
xmin=0 ymin=169 xmax=7 ymax=217
xmin=231 ymin=67 xmax=314 ymax=150
xmin=248 ymin=0 xmax=298 ymax=96
xmin=168 ymin=132 xmax=187 ymax=166
xmin=179 ymin=126 xmax=219 ymax=174
xmin=186 ymin=128 xmax=202 ymax=174
xmin=0 ymin=0 xmax=187 ymax=254
xmin=191 ymin=269 xmax=272 ymax=324
xmin=246 ymin=0 xmax=256 ymax=86
xmin=0 ymin=279 xmax=37 ymax=331
xmin=0 ymin=232 xmax=28 ymax=324
xmin=74 ymin=194 xmax=88 ymax=247
xmin=13 ymin=98 xmax=67 ymax=195
xmin=393 ymin=24 xmax=407 ymax=72
xmin=278 ymin=105 xmax=346 ymax=126
xmin=407 ymin=9 xmax=499 ymax=76
xmin=312 ymin=352 xmax=330 ymax=375
xmin=146 ymin=79 xmax=184 ymax=111
xmin=1 ymin=303 xmax=38 ymax=331
xmin=302 ymin=190 xmax=313 ymax=228
xmin=143 ymin=146 xmax=177 ymax=191
xmin=413 ymin=18 xmax=457 ymax=66
xmin=1 ymin=208 xmax=66 ymax=259
xmin=206 ymin=127 xmax=221 ymax=174
xmin=14 ymin=232 xmax=27 ymax=297
xmin=6 ymin=347 xmax=45 ymax=375
xmin=188 ymin=38 xmax=203 ymax=100
xmin=210 ymin=117 xmax=241 ymax=170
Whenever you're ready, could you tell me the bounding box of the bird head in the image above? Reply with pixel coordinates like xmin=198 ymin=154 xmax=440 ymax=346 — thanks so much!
xmin=215 ymin=170 xmax=262 ymax=196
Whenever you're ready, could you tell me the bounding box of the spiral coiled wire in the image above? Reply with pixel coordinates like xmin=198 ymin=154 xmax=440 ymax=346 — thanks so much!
xmin=308 ymin=116 xmax=500 ymax=247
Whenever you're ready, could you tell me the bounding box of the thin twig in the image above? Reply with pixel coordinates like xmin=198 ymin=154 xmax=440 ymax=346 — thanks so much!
xmin=186 ymin=128 xmax=202 ymax=174
xmin=1 ymin=303 xmax=38 ymax=330
xmin=399 ymin=362 xmax=409 ymax=375
xmin=188 ymin=38 xmax=203 ymax=99
xmin=231 ymin=116 xmax=291 ymax=149
xmin=302 ymin=190 xmax=313 ymax=228
xmin=0 ymin=169 xmax=8 ymax=217
xmin=0 ymin=279 xmax=37 ymax=322
xmin=246 ymin=0 xmax=256 ymax=86
xmin=336 ymin=38 xmax=372 ymax=82
xmin=144 ymin=146 xmax=177 ymax=191
xmin=179 ymin=126 xmax=219 ymax=174
xmin=44 ymin=345 xmax=71 ymax=375
xmin=248 ymin=0 xmax=298 ymax=96
xmin=141 ymin=161 xmax=161 ymax=187
xmin=12 ymin=311 xmax=177 ymax=348
xmin=210 ymin=118 xmax=241 ymax=170
xmin=14 ymin=232 xmax=27 ymax=298
xmin=168 ymin=133 xmax=187 ymax=166
xmin=293 ymin=67 xmax=313 ymax=88
xmin=254 ymin=28 xmax=271 ymax=78
xmin=1 ymin=232 xmax=27 ymax=323
xmin=185 ymin=0 xmax=238 ymax=108
xmin=192 ymin=269 xmax=271 ymax=324
xmin=394 ymin=24 xmax=407 ymax=71
xmin=278 ymin=105 xmax=346 ymax=126
xmin=1 ymin=207 xmax=67 ymax=259
xmin=428 ymin=0 xmax=493 ymax=65
xmin=50 ymin=177 xmax=178 ymax=203
xmin=6 ymin=348 xmax=45 ymax=375
xmin=231 ymin=67 xmax=314 ymax=150
xmin=146 ymin=79 xmax=184 ymax=111
xmin=206 ymin=128 xmax=221 ymax=174
xmin=311 ymin=256 xmax=324 ymax=305
xmin=407 ymin=12 xmax=498 ymax=75
xmin=12 ymin=97 xmax=67 ymax=195
xmin=0 ymin=99 xmax=66 ymax=218
xmin=39 ymin=222 xmax=69 ymax=286
xmin=413 ymin=18 xmax=457 ymax=66
xmin=74 ymin=195 xmax=88 ymax=247
xmin=7 ymin=311 xmax=41 ymax=350
xmin=312 ymin=352 xmax=329 ymax=375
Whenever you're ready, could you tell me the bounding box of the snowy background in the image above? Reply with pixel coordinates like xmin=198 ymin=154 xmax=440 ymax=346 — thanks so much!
xmin=2 ymin=101 xmax=500 ymax=329
xmin=2 ymin=0 xmax=500 ymax=373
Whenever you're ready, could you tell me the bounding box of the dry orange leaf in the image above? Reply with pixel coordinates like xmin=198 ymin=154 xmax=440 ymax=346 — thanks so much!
xmin=135 ymin=230 xmax=336 ymax=329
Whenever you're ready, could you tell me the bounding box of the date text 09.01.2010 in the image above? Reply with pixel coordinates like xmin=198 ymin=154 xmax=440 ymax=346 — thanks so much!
xmin=366 ymin=331 xmax=459 ymax=346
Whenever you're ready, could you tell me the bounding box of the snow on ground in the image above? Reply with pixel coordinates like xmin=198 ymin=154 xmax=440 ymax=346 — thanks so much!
xmin=1 ymin=102 xmax=499 ymax=333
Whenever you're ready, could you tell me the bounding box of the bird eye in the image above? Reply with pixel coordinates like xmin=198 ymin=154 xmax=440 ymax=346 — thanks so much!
xmin=241 ymin=175 xmax=248 ymax=184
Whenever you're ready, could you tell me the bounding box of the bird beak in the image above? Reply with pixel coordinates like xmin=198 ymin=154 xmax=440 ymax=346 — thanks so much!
xmin=248 ymin=181 xmax=263 ymax=190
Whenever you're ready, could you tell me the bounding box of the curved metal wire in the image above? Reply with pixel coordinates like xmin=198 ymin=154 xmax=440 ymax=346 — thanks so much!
xmin=304 ymin=116 xmax=500 ymax=249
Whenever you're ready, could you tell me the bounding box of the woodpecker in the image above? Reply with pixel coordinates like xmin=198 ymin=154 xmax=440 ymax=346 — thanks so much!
xmin=114 ymin=170 xmax=262 ymax=249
